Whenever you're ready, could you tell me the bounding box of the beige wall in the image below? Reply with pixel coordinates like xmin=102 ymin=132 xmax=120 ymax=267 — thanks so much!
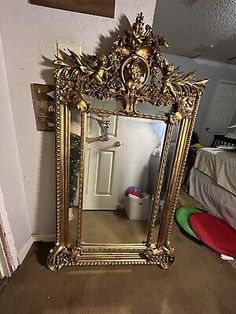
xmin=0 ymin=35 xmax=31 ymax=256
xmin=0 ymin=0 xmax=156 ymax=256
xmin=117 ymin=118 xmax=165 ymax=202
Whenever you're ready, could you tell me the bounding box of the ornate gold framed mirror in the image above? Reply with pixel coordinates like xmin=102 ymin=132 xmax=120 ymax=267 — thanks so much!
xmin=47 ymin=13 xmax=208 ymax=271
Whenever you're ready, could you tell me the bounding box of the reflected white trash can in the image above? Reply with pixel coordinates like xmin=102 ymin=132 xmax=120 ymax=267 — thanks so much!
xmin=124 ymin=193 xmax=151 ymax=220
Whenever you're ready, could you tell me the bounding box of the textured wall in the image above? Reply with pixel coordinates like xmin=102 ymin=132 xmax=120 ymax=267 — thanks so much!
xmin=0 ymin=35 xmax=31 ymax=254
xmin=0 ymin=0 xmax=156 ymax=238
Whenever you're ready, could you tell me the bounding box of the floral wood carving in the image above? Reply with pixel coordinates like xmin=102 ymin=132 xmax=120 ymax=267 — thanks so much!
xmin=54 ymin=13 xmax=208 ymax=123
xmin=143 ymin=242 xmax=175 ymax=269
xmin=47 ymin=244 xmax=175 ymax=270
xmin=48 ymin=13 xmax=209 ymax=271
xmin=47 ymin=245 xmax=82 ymax=271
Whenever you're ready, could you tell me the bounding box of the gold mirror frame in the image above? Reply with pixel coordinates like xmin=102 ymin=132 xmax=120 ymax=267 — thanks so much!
xmin=47 ymin=13 xmax=208 ymax=271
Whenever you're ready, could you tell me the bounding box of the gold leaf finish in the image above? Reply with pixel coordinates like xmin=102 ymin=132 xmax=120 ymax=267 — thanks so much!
xmin=48 ymin=13 xmax=208 ymax=271
xmin=143 ymin=243 xmax=175 ymax=269
xmin=54 ymin=13 xmax=208 ymax=120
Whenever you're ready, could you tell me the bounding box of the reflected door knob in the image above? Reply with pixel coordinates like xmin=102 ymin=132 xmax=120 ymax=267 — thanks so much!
xmin=114 ymin=141 xmax=121 ymax=147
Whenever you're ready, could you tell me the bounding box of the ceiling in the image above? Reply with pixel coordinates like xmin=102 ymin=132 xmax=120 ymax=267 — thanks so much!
xmin=153 ymin=0 xmax=236 ymax=65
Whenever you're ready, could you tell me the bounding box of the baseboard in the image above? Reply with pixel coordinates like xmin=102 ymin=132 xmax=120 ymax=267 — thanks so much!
xmin=18 ymin=236 xmax=34 ymax=264
xmin=31 ymin=234 xmax=56 ymax=242
xmin=18 ymin=234 xmax=56 ymax=264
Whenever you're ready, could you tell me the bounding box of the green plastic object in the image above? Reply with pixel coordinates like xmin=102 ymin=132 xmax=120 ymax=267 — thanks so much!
xmin=175 ymin=207 xmax=201 ymax=240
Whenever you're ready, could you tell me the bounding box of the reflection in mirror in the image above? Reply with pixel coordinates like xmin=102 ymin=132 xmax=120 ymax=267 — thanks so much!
xmin=150 ymin=123 xmax=180 ymax=241
xmin=80 ymin=113 xmax=166 ymax=244
xmin=48 ymin=12 xmax=209 ymax=271
xmin=137 ymin=100 xmax=172 ymax=116
xmin=67 ymin=107 xmax=178 ymax=246
xmin=160 ymin=124 xmax=180 ymax=200
xmin=83 ymin=95 xmax=123 ymax=112
xmin=68 ymin=107 xmax=81 ymax=245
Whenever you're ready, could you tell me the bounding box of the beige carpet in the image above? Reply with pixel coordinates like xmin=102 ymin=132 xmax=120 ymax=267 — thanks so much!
xmin=0 ymin=224 xmax=236 ymax=314
xmin=69 ymin=209 xmax=158 ymax=244
xmin=0 ymin=191 xmax=235 ymax=314
xmin=67 ymin=188 xmax=199 ymax=245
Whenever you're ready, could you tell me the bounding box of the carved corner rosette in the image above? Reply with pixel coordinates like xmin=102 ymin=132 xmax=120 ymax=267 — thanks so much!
xmin=161 ymin=67 xmax=209 ymax=124
xmin=143 ymin=242 xmax=175 ymax=269
xmin=47 ymin=244 xmax=82 ymax=271
xmin=53 ymin=13 xmax=209 ymax=122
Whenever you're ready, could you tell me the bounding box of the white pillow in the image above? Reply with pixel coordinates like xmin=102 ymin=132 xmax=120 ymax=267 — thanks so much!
xmin=225 ymin=124 xmax=236 ymax=139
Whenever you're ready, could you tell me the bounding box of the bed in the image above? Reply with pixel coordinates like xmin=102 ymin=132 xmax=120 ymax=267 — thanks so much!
xmin=189 ymin=135 xmax=236 ymax=230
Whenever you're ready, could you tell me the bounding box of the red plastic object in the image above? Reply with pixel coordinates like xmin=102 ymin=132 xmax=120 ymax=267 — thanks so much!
xmin=125 ymin=187 xmax=143 ymax=199
xmin=189 ymin=212 xmax=236 ymax=257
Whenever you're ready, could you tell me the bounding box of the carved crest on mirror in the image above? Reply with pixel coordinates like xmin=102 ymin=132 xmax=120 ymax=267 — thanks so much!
xmin=54 ymin=13 xmax=207 ymax=123
xmin=48 ymin=13 xmax=208 ymax=271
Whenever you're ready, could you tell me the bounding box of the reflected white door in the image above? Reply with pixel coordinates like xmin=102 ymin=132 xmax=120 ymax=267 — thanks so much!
xmin=83 ymin=115 xmax=165 ymax=211
xmin=84 ymin=115 xmax=122 ymax=210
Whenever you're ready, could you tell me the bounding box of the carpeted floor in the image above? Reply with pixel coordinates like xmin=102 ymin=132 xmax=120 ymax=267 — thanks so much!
xmin=0 ymin=223 xmax=236 ymax=314
xmin=1 ymin=190 xmax=236 ymax=314
xmin=69 ymin=209 xmax=157 ymax=244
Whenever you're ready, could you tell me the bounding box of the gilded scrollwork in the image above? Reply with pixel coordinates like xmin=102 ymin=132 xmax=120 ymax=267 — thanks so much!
xmin=47 ymin=244 xmax=174 ymax=270
xmin=161 ymin=67 xmax=209 ymax=123
xmin=48 ymin=13 xmax=208 ymax=272
xmin=47 ymin=245 xmax=82 ymax=271
xmin=143 ymin=242 xmax=175 ymax=269
xmin=54 ymin=13 xmax=208 ymax=122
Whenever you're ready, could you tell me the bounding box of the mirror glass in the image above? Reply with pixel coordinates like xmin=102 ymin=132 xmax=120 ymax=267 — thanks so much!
xmin=80 ymin=112 xmax=166 ymax=244
xmin=151 ymin=123 xmax=180 ymax=241
xmin=83 ymin=95 xmax=123 ymax=112
xmin=68 ymin=107 xmax=82 ymax=245
xmin=137 ymin=101 xmax=172 ymax=116
xmin=67 ymin=106 xmax=180 ymax=246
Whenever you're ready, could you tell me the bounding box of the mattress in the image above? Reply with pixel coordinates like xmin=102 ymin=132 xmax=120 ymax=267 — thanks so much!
xmin=189 ymin=167 xmax=236 ymax=230
xmin=194 ymin=147 xmax=236 ymax=196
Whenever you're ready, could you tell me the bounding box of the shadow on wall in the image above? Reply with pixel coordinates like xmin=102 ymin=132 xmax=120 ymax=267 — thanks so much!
xmin=36 ymin=131 xmax=56 ymax=236
xmin=40 ymin=14 xmax=132 ymax=80
xmin=40 ymin=55 xmax=54 ymax=85
xmin=95 ymin=15 xmax=131 ymax=56
xmin=33 ymin=57 xmax=56 ymax=236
